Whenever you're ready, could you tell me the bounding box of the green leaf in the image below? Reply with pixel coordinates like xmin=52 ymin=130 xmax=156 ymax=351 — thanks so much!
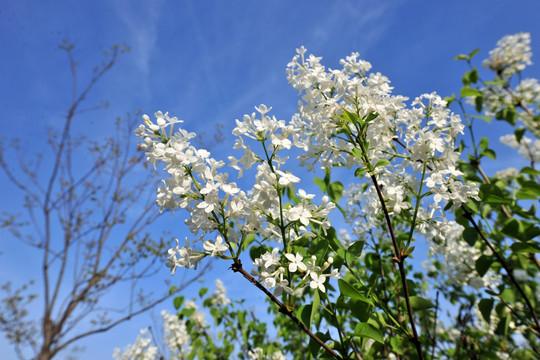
xmin=476 ymin=255 xmax=493 ymax=277
xmin=169 ymin=285 xmax=177 ymax=295
xmin=480 ymin=184 xmax=511 ymax=204
xmin=352 ymin=147 xmax=364 ymax=158
xmin=474 ymin=95 xmax=483 ymax=112
xmin=515 ymin=127 xmax=526 ymax=142
xmin=480 ymin=149 xmax=496 ymax=160
xmin=511 ymin=242 xmax=540 ymax=253
xmin=181 ymin=307 xmax=196 ymax=318
xmin=354 ymin=167 xmax=367 ymax=178
xmin=484 ymin=79 xmax=505 ymax=86
xmin=347 ymin=240 xmax=365 ymax=257
xmin=478 ymin=298 xmax=494 ymax=324
xmin=314 ymin=177 xmax=326 ymax=193
xmin=365 ymin=112 xmax=379 ymax=123
xmin=241 ymin=233 xmax=256 ymax=251
xmin=501 ymin=218 xmax=525 ymax=241
xmin=339 ymin=109 xmax=361 ymax=125
xmin=479 ymin=137 xmax=489 ymax=150
xmin=495 ymin=313 xmax=512 ymax=336
xmin=470 ymin=115 xmax=491 ymax=123
xmin=173 ymin=296 xmax=184 ymax=310
xmin=454 ymin=54 xmax=469 ymax=60
xmin=310 ymin=290 xmax=321 ymax=329
xmin=348 ymin=299 xmax=373 ymax=322
xmin=308 ymin=331 xmax=331 ymax=357
xmin=462 ymin=227 xmax=478 ymax=246
xmin=469 ymin=67 xmax=479 ymax=83
xmin=469 ymin=48 xmax=480 ymax=58
xmin=199 ymin=287 xmax=208 ymax=297
xmin=495 ymin=107 xmax=518 ymax=126
xmin=460 ymin=86 xmax=483 ymax=98
xmin=354 ymin=322 xmax=384 ymax=344
xmin=516 ymin=181 xmax=540 ymax=200
xmin=444 ymin=94 xmax=456 ymax=107
xmin=521 ymin=167 xmax=540 ymax=176
xmin=296 ymin=304 xmax=312 ymax=330
xmin=462 ymin=71 xmax=471 ymax=86
xmin=462 ymin=68 xmax=478 ymax=86
xmin=374 ymin=159 xmax=390 ymax=168
xmin=500 ymin=288 xmax=516 ymax=303
xmin=389 ymin=337 xmax=404 ymax=355
xmin=328 ymin=181 xmax=344 ymax=202
xmin=338 ymin=279 xmax=373 ymax=305
xmin=409 ymin=296 xmax=435 ymax=310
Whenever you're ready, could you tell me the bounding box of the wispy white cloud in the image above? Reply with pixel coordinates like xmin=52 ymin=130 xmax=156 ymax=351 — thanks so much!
xmin=309 ymin=1 xmax=396 ymax=54
xmin=113 ymin=0 xmax=165 ymax=93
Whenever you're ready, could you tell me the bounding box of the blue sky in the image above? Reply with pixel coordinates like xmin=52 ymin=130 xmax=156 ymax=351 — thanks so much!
xmin=1 ymin=1 xmax=540 ymax=359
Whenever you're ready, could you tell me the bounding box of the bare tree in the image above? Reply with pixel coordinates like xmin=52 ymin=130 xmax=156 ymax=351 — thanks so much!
xmin=0 ymin=40 xmax=209 ymax=360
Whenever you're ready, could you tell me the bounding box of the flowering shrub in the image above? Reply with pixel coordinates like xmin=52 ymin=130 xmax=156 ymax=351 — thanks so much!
xmin=121 ymin=33 xmax=540 ymax=359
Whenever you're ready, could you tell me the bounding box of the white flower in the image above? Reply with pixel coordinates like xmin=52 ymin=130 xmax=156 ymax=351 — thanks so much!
xmin=287 ymin=202 xmax=312 ymax=226
xmin=284 ymin=252 xmax=307 ymax=273
xmin=203 ymin=235 xmax=229 ymax=257
xmin=274 ymin=274 xmax=293 ymax=297
xmin=309 ymin=272 xmax=327 ymax=292
xmin=262 ymin=247 xmax=281 ymax=268
xmin=277 ymin=170 xmax=300 ymax=186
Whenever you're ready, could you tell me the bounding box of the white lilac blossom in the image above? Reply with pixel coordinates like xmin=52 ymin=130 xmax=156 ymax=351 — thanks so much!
xmin=494 ymin=167 xmax=519 ymax=179
xmin=423 ymin=220 xmax=499 ymax=289
xmin=112 ymin=329 xmax=158 ymax=360
xmin=248 ymin=348 xmax=287 ymax=360
xmin=161 ymin=310 xmax=192 ymax=357
xmin=203 ymin=235 xmax=229 ymax=257
xmin=287 ymin=48 xmax=478 ymax=216
xmin=500 ymin=134 xmax=540 ymax=163
xmin=252 ymin=250 xmax=339 ymax=295
xmin=284 ymin=252 xmax=307 ymax=272
xmin=288 ymin=47 xmax=485 ymax=291
xmin=137 ymin=46 xmax=480 ymax=296
xmin=473 ymin=33 xmax=540 ymax=137
xmin=211 ymin=279 xmax=231 ymax=306
xmin=482 ymin=32 xmax=532 ymax=78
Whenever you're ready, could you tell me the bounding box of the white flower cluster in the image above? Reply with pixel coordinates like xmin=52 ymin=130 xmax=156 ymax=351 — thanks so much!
xmin=211 ymin=279 xmax=231 ymax=306
xmin=113 ymin=328 xmax=158 ymax=360
xmin=282 ymin=48 xmax=485 ymax=289
xmin=423 ymin=220 xmax=499 ymax=290
xmin=482 ymin=32 xmax=532 ymax=78
xmin=137 ymin=47 xmax=483 ymax=295
xmin=287 ymin=47 xmax=479 ymax=216
xmin=161 ymin=309 xmax=192 ymax=357
xmin=252 ymin=249 xmax=340 ymax=296
xmin=136 ymin=111 xmax=244 ymax=272
xmin=287 ymin=47 xmax=407 ymax=171
xmin=136 ymin=105 xmax=338 ymax=293
xmin=248 ymin=347 xmax=287 ymax=360
xmin=500 ymin=134 xmax=540 ymax=163
xmin=112 ymin=310 xmax=193 ymax=360
xmin=474 ymin=33 xmax=540 ymax=137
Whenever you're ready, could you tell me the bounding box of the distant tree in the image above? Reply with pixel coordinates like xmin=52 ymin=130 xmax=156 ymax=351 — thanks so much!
xmin=0 ymin=40 xmax=210 ymax=360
